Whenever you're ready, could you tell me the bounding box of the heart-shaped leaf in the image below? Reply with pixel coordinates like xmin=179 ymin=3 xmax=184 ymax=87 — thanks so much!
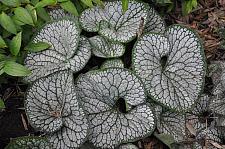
xmin=25 ymin=71 xmax=88 ymax=148
xmin=132 ymin=25 xmax=206 ymax=111
xmin=76 ymin=68 xmax=155 ymax=148
xmin=24 ymin=20 xmax=91 ymax=82
xmin=80 ymin=1 xmax=149 ymax=43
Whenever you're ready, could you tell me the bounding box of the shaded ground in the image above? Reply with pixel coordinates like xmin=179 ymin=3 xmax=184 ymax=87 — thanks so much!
xmin=0 ymin=0 xmax=224 ymax=148
xmin=165 ymin=0 xmax=225 ymax=61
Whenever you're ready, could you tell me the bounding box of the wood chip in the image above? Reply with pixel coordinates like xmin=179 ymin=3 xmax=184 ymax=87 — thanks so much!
xmin=209 ymin=140 xmax=225 ymax=149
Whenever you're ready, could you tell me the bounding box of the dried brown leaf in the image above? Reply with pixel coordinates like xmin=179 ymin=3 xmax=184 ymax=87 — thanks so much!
xmin=186 ymin=122 xmax=196 ymax=136
xmin=209 ymin=140 xmax=225 ymax=149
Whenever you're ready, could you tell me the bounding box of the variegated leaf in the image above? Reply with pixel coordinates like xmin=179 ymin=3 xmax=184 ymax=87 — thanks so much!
xmin=89 ymin=36 xmax=125 ymax=58
xmin=101 ymin=59 xmax=124 ymax=69
xmin=25 ymin=71 xmax=88 ymax=148
xmin=48 ymin=8 xmax=80 ymax=28
xmin=144 ymin=7 xmax=165 ymax=34
xmin=119 ymin=143 xmax=139 ymax=149
xmin=24 ymin=19 xmax=91 ymax=82
xmin=80 ymin=1 xmax=149 ymax=43
xmin=132 ymin=25 xmax=206 ymax=111
xmin=49 ymin=8 xmax=77 ymax=20
xmin=76 ymin=68 xmax=155 ymax=148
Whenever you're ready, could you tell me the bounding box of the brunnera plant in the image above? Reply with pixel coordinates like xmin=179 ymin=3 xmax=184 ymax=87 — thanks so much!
xmin=6 ymin=0 xmax=208 ymax=149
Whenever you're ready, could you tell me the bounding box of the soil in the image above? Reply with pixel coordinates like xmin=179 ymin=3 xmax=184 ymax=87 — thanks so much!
xmin=0 ymin=0 xmax=224 ymax=148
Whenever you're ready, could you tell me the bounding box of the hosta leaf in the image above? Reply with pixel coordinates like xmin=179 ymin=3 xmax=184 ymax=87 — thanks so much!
xmin=25 ymin=71 xmax=88 ymax=148
xmin=122 ymin=0 xmax=129 ymax=12
xmin=144 ymin=7 xmax=165 ymax=34
xmin=25 ymin=4 xmax=38 ymax=24
xmin=20 ymin=0 xmax=31 ymax=3
xmin=76 ymin=68 xmax=155 ymax=148
xmin=101 ymin=59 xmax=124 ymax=69
xmin=60 ymin=1 xmax=78 ymax=16
xmin=3 ymin=61 xmax=31 ymax=76
xmin=0 ymin=55 xmax=5 ymax=61
xmin=132 ymin=25 xmax=206 ymax=111
xmin=24 ymin=20 xmax=90 ymax=82
xmin=35 ymin=0 xmax=57 ymax=8
xmin=1 ymin=0 xmax=20 ymax=7
xmin=0 ymin=35 xmax=7 ymax=48
xmin=80 ymin=0 xmax=93 ymax=7
xmin=5 ymin=136 xmax=50 ymax=149
xmin=0 ymin=12 xmax=17 ymax=34
xmin=36 ymin=7 xmax=51 ymax=21
xmin=25 ymin=41 xmax=51 ymax=52
xmin=80 ymin=1 xmax=149 ymax=43
xmin=14 ymin=7 xmax=34 ymax=26
xmin=9 ymin=32 xmax=22 ymax=56
xmin=89 ymin=36 xmax=125 ymax=58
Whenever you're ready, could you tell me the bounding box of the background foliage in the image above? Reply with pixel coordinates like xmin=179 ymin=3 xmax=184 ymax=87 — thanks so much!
xmin=0 ymin=0 xmax=100 ymax=80
xmin=0 ymin=0 xmax=199 ymax=80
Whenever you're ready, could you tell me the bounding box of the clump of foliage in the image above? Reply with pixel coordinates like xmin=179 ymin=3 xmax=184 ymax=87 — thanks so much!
xmin=0 ymin=0 xmax=105 ymax=80
xmin=3 ymin=0 xmax=216 ymax=149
